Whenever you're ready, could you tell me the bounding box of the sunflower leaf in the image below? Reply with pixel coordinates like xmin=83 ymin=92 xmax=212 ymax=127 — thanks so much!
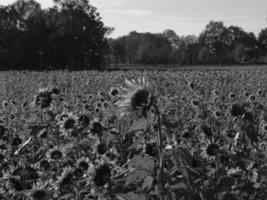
xmin=116 ymin=192 xmax=146 ymax=200
xmin=29 ymin=125 xmax=47 ymax=136
xmin=125 ymin=156 xmax=155 ymax=186
xmin=127 ymin=118 xmax=147 ymax=134
xmin=142 ymin=175 xmax=154 ymax=191
xmin=58 ymin=193 xmax=74 ymax=200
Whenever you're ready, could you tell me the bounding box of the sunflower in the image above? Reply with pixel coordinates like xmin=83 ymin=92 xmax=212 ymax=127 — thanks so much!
xmin=28 ymin=181 xmax=52 ymax=200
xmin=54 ymin=167 xmax=74 ymax=191
xmin=39 ymin=160 xmax=50 ymax=171
xmin=77 ymin=114 xmax=90 ymax=129
xmin=93 ymin=163 xmax=111 ymax=187
xmin=11 ymin=136 xmax=22 ymax=146
xmin=115 ymin=77 xmax=155 ymax=117
xmin=109 ymin=87 xmax=119 ymax=98
xmin=95 ymin=101 xmax=102 ymax=109
xmin=1 ymin=100 xmax=9 ymax=108
xmin=200 ymin=141 xmax=220 ymax=161
xmin=76 ymin=157 xmax=90 ymax=172
xmin=33 ymin=88 xmax=52 ymax=109
xmin=57 ymin=112 xmax=78 ymax=135
xmin=0 ymin=125 xmax=8 ymax=141
xmin=87 ymin=94 xmax=94 ymax=101
xmin=247 ymin=94 xmax=256 ymax=102
xmin=228 ymin=92 xmax=236 ymax=100
xmin=96 ymin=143 xmax=107 ymax=155
xmin=46 ymin=146 xmax=64 ymax=162
xmin=90 ymin=119 xmax=104 ymax=136
xmin=102 ymin=101 xmax=110 ymax=110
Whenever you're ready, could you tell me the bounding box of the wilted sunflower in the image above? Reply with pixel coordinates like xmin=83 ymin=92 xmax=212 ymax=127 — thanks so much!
xmin=77 ymin=114 xmax=90 ymax=129
xmin=115 ymin=77 xmax=155 ymax=117
xmin=54 ymin=167 xmax=74 ymax=191
xmin=93 ymin=163 xmax=111 ymax=187
xmin=33 ymin=88 xmax=52 ymax=109
xmin=90 ymin=119 xmax=104 ymax=136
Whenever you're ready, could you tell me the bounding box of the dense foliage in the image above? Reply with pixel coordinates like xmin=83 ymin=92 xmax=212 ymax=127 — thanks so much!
xmin=0 ymin=70 xmax=267 ymax=199
xmin=110 ymin=23 xmax=267 ymax=65
xmin=0 ymin=0 xmax=112 ymax=70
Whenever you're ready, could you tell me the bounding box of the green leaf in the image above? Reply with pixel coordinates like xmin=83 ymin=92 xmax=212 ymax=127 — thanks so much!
xmin=128 ymin=155 xmax=154 ymax=171
xmin=127 ymin=118 xmax=147 ymax=134
xmin=142 ymin=175 xmax=154 ymax=191
xmin=125 ymin=168 xmax=150 ymax=186
xmin=29 ymin=125 xmax=47 ymax=136
xmin=125 ymin=156 xmax=155 ymax=186
xmin=58 ymin=193 xmax=74 ymax=200
xmin=169 ymin=183 xmax=187 ymax=191
xmin=127 ymin=135 xmax=145 ymax=150
xmin=116 ymin=192 xmax=146 ymax=200
xmin=106 ymin=133 xmax=117 ymax=146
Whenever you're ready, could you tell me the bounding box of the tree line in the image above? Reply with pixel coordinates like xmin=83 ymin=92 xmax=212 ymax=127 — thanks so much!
xmin=0 ymin=0 xmax=112 ymax=70
xmin=109 ymin=22 xmax=267 ymax=65
xmin=1 ymin=0 xmax=267 ymax=69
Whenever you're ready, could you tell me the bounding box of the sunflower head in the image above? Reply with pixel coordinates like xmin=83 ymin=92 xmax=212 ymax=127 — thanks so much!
xmin=1 ymin=100 xmax=9 ymax=108
xmin=58 ymin=113 xmax=78 ymax=134
xmin=93 ymin=164 xmax=111 ymax=187
xmin=91 ymin=120 xmax=103 ymax=135
xmin=55 ymin=167 xmax=74 ymax=191
xmin=29 ymin=180 xmax=52 ymax=200
xmin=34 ymin=88 xmax=52 ymax=109
xmin=109 ymin=87 xmax=119 ymax=98
xmin=78 ymin=114 xmax=90 ymax=128
xmin=46 ymin=147 xmax=64 ymax=162
xmin=116 ymin=77 xmax=155 ymax=117
xmin=76 ymin=157 xmax=90 ymax=171
xmin=206 ymin=143 xmax=219 ymax=156
xmin=230 ymin=104 xmax=245 ymax=117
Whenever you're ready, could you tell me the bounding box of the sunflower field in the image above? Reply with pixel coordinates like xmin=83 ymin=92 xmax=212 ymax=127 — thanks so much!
xmin=0 ymin=70 xmax=267 ymax=200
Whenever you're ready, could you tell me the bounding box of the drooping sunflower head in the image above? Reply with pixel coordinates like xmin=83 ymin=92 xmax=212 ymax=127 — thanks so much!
xmin=33 ymin=88 xmax=53 ymax=109
xmin=116 ymin=77 xmax=155 ymax=117
xmin=93 ymin=163 xmax=111 ymax=187
xmin=55 ymin=167 xmax=74 ymax=191
xmin=28 ymin=180 xmax=52 ymax=200
xmin=77 ymin=114 xmax=90 ymax=129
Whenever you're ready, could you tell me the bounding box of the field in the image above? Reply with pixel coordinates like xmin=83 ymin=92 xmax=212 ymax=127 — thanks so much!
xmin=0 ymin=69 xmax=267 ymax=200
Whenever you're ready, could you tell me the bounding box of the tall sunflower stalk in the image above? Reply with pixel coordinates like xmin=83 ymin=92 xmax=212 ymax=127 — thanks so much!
xmin=116 ymin=77 xmax=166 ymax=199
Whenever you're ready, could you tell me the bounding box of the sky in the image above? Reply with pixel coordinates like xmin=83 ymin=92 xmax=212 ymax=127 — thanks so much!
xmin=1 ymin=0 xmax=267 ymax=38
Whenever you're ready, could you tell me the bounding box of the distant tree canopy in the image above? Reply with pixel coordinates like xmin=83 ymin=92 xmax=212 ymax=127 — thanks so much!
xmin=1 ymin=0 xmax=267 ymax=70
xmin=110 ymin=21 xmax=267 ymax=66
xmin=0 ymin=0 xmax=112 ymax=70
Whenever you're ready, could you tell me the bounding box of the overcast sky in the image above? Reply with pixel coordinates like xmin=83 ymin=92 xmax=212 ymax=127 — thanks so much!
xmin=1 ymin=0 xmax=267 ymax=38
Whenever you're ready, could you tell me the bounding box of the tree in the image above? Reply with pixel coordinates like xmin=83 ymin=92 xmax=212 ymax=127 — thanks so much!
xmin=0 ymin=0 xmax=112 ymax=69
xmin=200 ymin=21 xmax=231 ymax=64
xmin=258 ymin=28 xmax=267 ymax=54
xmin=198 ymin=46 xmax=215 ymax=64
xmin=233 ymin=43 xmax=247 ymax=64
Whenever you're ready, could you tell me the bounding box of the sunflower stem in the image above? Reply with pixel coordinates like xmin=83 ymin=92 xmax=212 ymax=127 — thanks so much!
xmin=153 ymin=104 xmax=165 ymax=200
xmin=40 ymin=106 xmax=43 ymax=124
